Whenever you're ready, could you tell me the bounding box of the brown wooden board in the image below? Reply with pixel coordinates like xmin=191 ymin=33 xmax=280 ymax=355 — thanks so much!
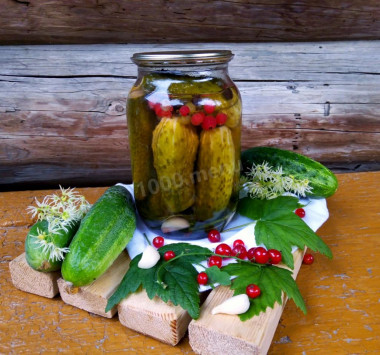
xmin=1 ymin=42 xmax=380 ymax=189
xmin=1 ymin=174 xmax=380 ymax=353
xmin=1 ymin=0 xmax=379 ymax=44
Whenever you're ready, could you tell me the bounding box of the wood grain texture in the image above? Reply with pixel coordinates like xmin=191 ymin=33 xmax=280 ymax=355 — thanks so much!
xmin=9 ymin=253 xmax=61 ymax=298
xmin=57 ymin=251 xmax=130 ymax=318
xmin=188 ymin=249 xmax=305 ymax=355
xmin=1 ymin=173 xmax=380 ymax=353
xmin=1 ymin=42 xmax=379 ymax=189
xmin=1 ymin=0 xmax=379 ymax=44
xmin=118 ymin=291 xmax=192 ymax=346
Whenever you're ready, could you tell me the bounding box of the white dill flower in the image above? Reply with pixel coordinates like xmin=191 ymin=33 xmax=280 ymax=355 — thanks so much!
xmin=33 ymin=238 xmax=70 ymax=262
xmin=27 ymin=187 xmax=92 ymax=258
xmin=244 ymin=162 xmax=313 ymax=200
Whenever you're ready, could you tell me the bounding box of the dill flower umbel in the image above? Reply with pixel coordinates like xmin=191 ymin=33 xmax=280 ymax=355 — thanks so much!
xmin=27 ymin=186 xmax=91 ymax=261
xmin=243 ymin=162 xmax=312 ymax=200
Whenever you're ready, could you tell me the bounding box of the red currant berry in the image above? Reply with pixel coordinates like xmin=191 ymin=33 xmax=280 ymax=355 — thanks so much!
xmin=197 ymin=272 xmax=208 ymax=285
xmin=154 ymin=103 xmax=163 ymax=116
xmin=161 ymin=108 xmax=173 ymax=118
xmin=247 ymin=247 xmax=257 ymax=260
xmin=246 ymin=284 xmax=261 ymax=299
xmin=164 ymin=250 xmax=176 ymax=261
xmin=231 ymin=245 xmax=247 ymax=259
xmin=204 ymin=104 xmax=215 ymax=114
xmin=202 ymin=115 xmax=217 ymax=130
xmin=191 ymin=112 xmax=204 ymax=126
xmin=179 ymin=105 xmax=190 ymax=116
xmin=152 ymin=236 xmax=164 ymax=248
xmin=233 ymin=239 xmax=245 ymax=248
xmin=208 ymin=255 xmax=223 ymax=268
xmin=303 ymin=253 xmax=314 ymax=265
xmin=215 ymin=243 xmax=232 ymax=256
xmin=252 ymin=247 xmax=269 ymax=264
xmin=268 ymin=249 xmax=282 ymax=264
xmin=216 ymin=112 xmax=228 ymax=126
xmin=295 ymin=208 xmax=306 ymax=218
xmin=207 ymin=229 xmax=221 ymax=243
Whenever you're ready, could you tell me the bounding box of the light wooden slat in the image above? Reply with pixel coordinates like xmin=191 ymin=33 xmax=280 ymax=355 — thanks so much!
xmin=118 ymin=292 xmax=192 ymax=346
xmin=9 ymin=253 xmax=60 ymax=298
xmin=188 ymin=249 xmax=304 ymax=355
xmin=57 ymin=251 xmax=130 ymax=318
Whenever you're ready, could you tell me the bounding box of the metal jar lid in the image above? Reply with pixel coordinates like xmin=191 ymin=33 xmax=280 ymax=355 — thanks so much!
xmin=131 ymin=50 xmax=234 ymax=67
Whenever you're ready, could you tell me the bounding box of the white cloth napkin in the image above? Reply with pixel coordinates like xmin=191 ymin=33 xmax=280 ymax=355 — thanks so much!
xmin=117 ymin=183 xmax=329 ymax=291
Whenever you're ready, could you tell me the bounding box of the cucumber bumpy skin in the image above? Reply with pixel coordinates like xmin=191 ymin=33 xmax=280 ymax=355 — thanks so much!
xmin=61 ymin=186 xmax=136 ymax=287
xmin=241 ymin=147 xmax=338 ymax=198
xmin=25 ymin=220 xmax=78 ymax=272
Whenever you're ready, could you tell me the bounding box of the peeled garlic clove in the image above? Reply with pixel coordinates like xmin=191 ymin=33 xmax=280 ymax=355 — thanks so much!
xmin=161 ymin=217 xmax=190 ymax=233
xmin=212 ymin=294 xmax=250 ymax=315
xmin=138 ymin=245 xmax=160 ymax=269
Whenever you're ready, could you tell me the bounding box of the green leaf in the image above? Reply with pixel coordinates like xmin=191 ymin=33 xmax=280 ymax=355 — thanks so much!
xmin=223 ymin=262 xmax=306 ymax=320
xmin=105 ymin=254 xmax=144 ymax=312
xmin=237 ymin=197 xmax=265 ymax=220
xmin=158 ymin=243 xmax=212 ymax=263
xmin=162 ymin=259 xmax=200 ymax=319
xmin=238 ymin=196 xmax=332 ymax=269
xmin=205 ymin=266 xmax=231 ymax=286
xmin=106 ymin=243 xmax=212 ymax=317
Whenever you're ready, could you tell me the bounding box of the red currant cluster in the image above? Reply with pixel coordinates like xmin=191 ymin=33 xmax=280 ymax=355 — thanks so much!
xmin=148 ymin=99 xmax=229 ymax=131
xmin=207 ymin=229 xmax=282 ymax=264
xmin=152 ymin=236 xmax=177 ymax=261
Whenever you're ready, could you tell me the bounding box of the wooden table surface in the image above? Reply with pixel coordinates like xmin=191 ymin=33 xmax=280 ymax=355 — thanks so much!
xmin=1 ymin=172 xmax=379 ymax=354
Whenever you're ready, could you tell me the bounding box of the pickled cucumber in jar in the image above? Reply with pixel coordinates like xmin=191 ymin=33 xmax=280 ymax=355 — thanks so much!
xmin=127 ymin=51 xmax=242 ymax=238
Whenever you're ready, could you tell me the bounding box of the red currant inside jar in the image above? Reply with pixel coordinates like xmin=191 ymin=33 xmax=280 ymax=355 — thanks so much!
xmin=128 ymin=50 xmax=242 ymax=239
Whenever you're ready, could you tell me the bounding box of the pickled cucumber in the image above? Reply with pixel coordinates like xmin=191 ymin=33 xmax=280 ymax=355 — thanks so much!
xmin=141 ymin=73 xmax=224 ymax=95
xmin=195 ymin=126 xmax=236 ymax=220
xmin=127 ymin=92 xmax=157 ymax=201
xmin=152 ymin=117 xmax=199 ymax=213
xmin=223 ymin=88 xmax=241 ymax=128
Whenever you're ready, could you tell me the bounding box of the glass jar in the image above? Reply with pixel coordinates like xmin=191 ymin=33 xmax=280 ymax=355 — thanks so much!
xmin=127 ymin=50 xmax=242 ymax=239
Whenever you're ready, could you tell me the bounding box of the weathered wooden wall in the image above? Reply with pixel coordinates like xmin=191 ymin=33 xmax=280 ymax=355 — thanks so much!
xmin=1 ymin=41 xmax=380 ymax=190
xmin=1 ymin=0 xmax=380 ymax=44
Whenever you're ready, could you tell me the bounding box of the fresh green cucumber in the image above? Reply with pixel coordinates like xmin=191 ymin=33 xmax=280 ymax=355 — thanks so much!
xmin=241 ymin=147 xmax=338 ymax=198
xmin=61 ymin=185 xmax=136 ymax=287
xmin=25 ymin=220 xmax=79 ymax=272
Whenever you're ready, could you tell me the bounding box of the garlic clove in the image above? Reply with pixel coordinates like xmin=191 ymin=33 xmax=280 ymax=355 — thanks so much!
xmin=138 ymin=245 xmax=161 ymax=269
xmin=212 ymin=294 xmax=250 ymax=315
xmin=161 ymin=217 xmax=190 ymax=234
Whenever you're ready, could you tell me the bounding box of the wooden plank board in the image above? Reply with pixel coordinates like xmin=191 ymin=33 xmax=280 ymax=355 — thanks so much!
xmin=1 ymin=1 xmax=379 ymax=44
xmin=1 ymin=41 xmax=380 ymax=188
xmin=57 ymin=251 xmax=130 ymax=318
xmin=188 ymin=249 xmax=305 ymax=355
xmin=118 ymin=291 xmax=192 ymax=346
xmin=9 ymin=253 xmax=60 ymax=298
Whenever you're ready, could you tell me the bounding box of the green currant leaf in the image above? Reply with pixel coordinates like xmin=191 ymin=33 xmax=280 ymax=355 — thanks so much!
xmin=205 ymin=266 xmax=231 ymax=286
xmin=238 ymin=196 xmax=332 ymax=269
xmin=159 ymin=243 xmax=212 ymax=263
xmin=223 ymin=262 xmax=306 ymax=321
xmin=105 ymin=254 xmax=145 ymax=312
xmin=162 ymin=258 xmax=200 ymax=319
xmin=106 ymin=243 xmax=212 ymax=317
